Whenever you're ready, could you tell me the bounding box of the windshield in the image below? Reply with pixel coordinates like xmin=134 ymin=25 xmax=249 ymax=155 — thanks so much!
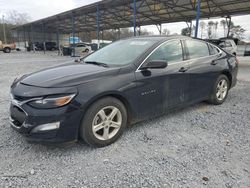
xmin=83 ymin=38 xmax=158 ymax=66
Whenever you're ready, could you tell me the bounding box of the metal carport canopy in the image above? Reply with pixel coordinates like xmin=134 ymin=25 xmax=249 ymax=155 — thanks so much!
xmin=13 ymin=0 xmax=250 ymax=33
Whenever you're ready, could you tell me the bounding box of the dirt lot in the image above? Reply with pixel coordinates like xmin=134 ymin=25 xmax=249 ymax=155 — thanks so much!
xmin=0 ymin=51 xmax=250 ymax=188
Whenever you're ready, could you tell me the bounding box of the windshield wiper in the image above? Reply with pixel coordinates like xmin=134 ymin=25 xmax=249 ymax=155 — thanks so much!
xmin=84 ymin=61 xmax=109 ymax=67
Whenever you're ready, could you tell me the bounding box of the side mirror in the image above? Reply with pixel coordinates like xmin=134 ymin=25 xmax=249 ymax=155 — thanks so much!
xmin=141 ymin=60 xmax=168 ymax=70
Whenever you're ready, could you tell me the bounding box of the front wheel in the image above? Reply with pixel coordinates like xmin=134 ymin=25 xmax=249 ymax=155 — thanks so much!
xmin=80 ymin=97 xmax=127 ymax=147
xmin=208 ymin=75 xmax=229 ymax=105
xmin=3 ymin=47 xmax=11 ymax=53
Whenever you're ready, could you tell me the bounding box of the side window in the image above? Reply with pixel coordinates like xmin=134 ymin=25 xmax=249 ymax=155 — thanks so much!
xmin=186 ymin=40 xmax=210 ymax=59
xmin=147 ymin=40 xmax=183 ymax=64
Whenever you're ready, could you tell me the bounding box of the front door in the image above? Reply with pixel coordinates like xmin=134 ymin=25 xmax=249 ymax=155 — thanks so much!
xmin=134 ymin=39 xmax=189 ymax=119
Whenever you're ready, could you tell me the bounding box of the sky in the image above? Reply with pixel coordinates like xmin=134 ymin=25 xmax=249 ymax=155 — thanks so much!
xmin=1 ymin=0 xmax=250 ymax=41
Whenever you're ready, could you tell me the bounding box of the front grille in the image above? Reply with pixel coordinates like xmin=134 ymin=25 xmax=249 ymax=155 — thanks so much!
xmin=10 ymin=105 xmax=27 ymax=127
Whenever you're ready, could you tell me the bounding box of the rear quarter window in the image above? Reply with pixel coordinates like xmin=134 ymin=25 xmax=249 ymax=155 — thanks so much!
xmin=208 ymin=44 xmax=220 ymax=55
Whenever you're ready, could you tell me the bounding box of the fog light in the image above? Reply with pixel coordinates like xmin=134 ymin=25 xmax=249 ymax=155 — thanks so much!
xmin=31 ymin=122 xmax=60 ymax=133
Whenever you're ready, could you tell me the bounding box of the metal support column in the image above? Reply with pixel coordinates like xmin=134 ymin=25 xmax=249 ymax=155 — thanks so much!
xmin=133 ymin=0 xmax=137 ymax=36
xmin=190 ymin=21 xmax=192 ymax=37
xmin=117 ymin=28 xmax=121 ymax=39
xmin=101 ymin=30 xmax=104 ymax=42
xmin=56 ymin=22 xmax=60 ymax=55
xmin=226 ymin=16 xmax=231 ymax=37
xmin=17 ymin=30 xmax=20 ymax=49
xmin=23 ymin=26 xmax=26 ymax=51
xmin=96 ymin=4 xmax=100 ymax=49
xmin=42 ymin=23 xmax=46 ymax=54
xmin=31 ymin=24 xmax=35 ymax=52
xmin=194 ymin=0 xmax=201 ymax=38
xmin=2 ymin=15 xmax=7 ymax=44
xmin=71 ymin=12 xmax=76 ymax=56
xmin=186 ymin=21 xmax=192 ymax=36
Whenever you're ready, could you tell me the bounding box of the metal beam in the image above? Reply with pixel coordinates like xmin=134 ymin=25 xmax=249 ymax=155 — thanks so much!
xmin=133 ymin=0 xmax=137 ymax=36
xmin=43 ymin=23 xmax=46 ymax=54
xmin=195 ymin=0 xmax=201 ymax=38
xmin=71 ymin=12 xmax=76 ymax=56
xmin=226 ymin=16 xmax=232 ymax=37
xmin=30 ymin=24 xmax=35 ymax=52
xmin=56 ymin=22 xmax=60 ymax=55
xmin=96 ymin=4 xmax=100 ymax=49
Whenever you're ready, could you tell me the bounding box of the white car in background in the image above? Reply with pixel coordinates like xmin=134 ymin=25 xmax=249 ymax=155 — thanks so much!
xmin=71 ymin=43 xmax=92 ymax=56
xmin=218 ymin=39 xmax=237 ymax=56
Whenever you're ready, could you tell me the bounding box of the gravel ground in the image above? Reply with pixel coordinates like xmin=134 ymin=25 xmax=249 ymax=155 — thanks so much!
xmin=0 ymin=51 xmax=250 ymax=188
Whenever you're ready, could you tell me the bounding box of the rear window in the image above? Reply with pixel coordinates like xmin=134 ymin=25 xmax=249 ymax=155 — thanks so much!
xmin=186 ymin=40 xmax=210 ymax=59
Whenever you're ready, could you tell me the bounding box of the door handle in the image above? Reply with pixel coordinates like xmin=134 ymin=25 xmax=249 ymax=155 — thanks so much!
xmin=211 ymin=60 xmax=218 ymax=65
xmin=179 ymin=67 xmax=188 ymax=72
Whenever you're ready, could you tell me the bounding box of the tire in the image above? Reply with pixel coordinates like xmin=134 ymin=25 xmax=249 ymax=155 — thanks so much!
xmin=208 ymin=75 xmax=230 ymax=105
xmin=80 ymin=97 xmax=127 ymax=147
xmin=3 ymin=47 xmax=11 ymax=53
xmin=85 ymin=49 xmax=89 ymax=53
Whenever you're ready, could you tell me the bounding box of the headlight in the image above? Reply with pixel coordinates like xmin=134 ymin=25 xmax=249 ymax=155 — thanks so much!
xmin=28 ymin=94 xmax=76 ymax=109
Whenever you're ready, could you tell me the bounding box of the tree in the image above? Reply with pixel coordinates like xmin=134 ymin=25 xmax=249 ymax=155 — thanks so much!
xmin=207 ymin=21 xmax=214 ymax=39
xmin=0 ymin=11 xmax=31 ymax=43
xmin=219 ymin=20 xmax=246 ymax=39
xmin=162 ymin=28 xmax=170 ymax=35
xmin=230 ymin=24 xmax=246 ymax=39
xmin=214 ymin=21 xmax=218 ymax=38
xmin=220 ymin=19 xmax=227 ymax=37
xmin=5 ymin=10 xmax=31 ymax=25
xmin=200 ymin=21 xmax=206 ymax=38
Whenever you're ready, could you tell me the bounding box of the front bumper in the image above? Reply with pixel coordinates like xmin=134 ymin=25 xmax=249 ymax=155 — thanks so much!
xmin=9 ymin=100 xmax=82 ymax=143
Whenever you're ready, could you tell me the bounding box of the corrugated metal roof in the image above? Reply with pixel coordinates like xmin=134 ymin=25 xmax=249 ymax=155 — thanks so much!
xmin=13 ymin=0 xmax=250 ymax=33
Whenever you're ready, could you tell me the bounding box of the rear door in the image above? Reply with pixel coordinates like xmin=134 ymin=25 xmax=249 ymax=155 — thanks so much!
xmin=184 ymin=39 xmax=221 ymax=102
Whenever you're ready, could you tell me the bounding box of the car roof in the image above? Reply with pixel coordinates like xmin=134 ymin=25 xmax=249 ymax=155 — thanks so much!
xmin=125 ymin=35 xmax=191 ymax=42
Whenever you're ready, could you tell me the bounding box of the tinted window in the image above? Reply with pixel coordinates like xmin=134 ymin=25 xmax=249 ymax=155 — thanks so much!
xmin=186 ymin=40 xmax=209 ymax=59
xmin=147 ymin=40 xmax=183 ymax=63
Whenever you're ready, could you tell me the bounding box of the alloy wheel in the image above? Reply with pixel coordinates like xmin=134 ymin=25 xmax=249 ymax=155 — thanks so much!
xmin=216 ymin=79 xmax=228 ymax=101
xmin=92 ymin=106 xmax=122 ymax=141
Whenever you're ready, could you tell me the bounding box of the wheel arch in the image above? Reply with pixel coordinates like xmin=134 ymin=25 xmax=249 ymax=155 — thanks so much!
xmin=221 ymin=70 xmax=232 ymax=88
xmin=81 ymin=91 xmax=134 ymax=125
xmin=3 ymin=47 xmax=11 ymax=52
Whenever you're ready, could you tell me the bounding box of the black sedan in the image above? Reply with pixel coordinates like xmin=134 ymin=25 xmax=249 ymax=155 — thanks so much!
xmin=9 ymin=36 xmax=238 ymax=147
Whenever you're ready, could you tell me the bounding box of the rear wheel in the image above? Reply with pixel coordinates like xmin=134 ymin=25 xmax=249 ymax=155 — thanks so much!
xmin=80 ymin=97 xmax=127 ymax=147
xmin=208 ymin=75 xmax=229 ymax=105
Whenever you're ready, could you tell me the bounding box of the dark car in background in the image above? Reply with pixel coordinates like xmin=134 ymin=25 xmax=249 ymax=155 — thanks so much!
xmin=9 ymin=36 xmax=238 ymax=147
xmin=28 ymin=42 xmax=58 ymax=51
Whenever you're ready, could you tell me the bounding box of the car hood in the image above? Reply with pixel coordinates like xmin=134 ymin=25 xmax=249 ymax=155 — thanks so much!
xmin=20 ymin=63 xmax=120 ymax=88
